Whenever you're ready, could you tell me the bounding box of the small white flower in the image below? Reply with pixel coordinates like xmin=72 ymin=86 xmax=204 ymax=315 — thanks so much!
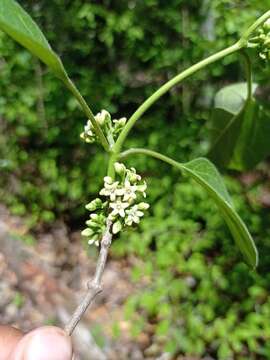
xmin=84 ymin=121 xmax=96 ymax=139
xmin=104 ymin=176 xmax=113 ymax=184
xmin=95 ymin=110 xmax=110 ymax=126
xmin=110 ymin=200 xmax=129 ymax=217
xmin=100 ymin=181 xmax=124 ymax=201
xmin=123 ymin=180 xmax=137 ymax=201
xmin=125 ymin=205 xmax=144 ymax=226
xmin=84 ymin=120 xmax=92 ymax=133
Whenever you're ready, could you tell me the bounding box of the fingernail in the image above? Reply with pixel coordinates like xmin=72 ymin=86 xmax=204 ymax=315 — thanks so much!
xmin=22 ymin=327 xmax=72 ymax=360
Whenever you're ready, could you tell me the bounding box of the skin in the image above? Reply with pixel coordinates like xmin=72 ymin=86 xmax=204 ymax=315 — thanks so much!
xmin=0 ymin=326 xmax=73 ymax=360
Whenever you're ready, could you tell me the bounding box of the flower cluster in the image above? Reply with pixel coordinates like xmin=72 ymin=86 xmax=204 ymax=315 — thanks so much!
xmin=248 ymin=19 xmax=270 ymax=61
xmin=80 ymin=110 xmax=126 ymax=145
xmin=81 ymin=163 xmax=149 ymax=246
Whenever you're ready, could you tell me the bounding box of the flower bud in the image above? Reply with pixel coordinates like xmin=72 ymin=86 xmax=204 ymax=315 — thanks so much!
xmin=114 ymin=162 xmax=126 ymax=175
xmin=112 ymin=220 xmax=122 ymax=234
xmin=85 ymin=198 xmax=102 ymax=211
xmin=137 ymin=202 xmax=150 ymax=210
xmin=90 ymin=213 xmax=99 ymax=221
xmin=263 ymin=19 xmax=270 ymax=31
xmin=86 ymin=219 xmax=99 ymax=227
xmin=81 ymin=228 xmax=93 ymax=237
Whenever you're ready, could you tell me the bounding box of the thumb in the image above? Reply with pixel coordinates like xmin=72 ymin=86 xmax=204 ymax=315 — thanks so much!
xmin=9 ymin=326 xmax=73 ymax=360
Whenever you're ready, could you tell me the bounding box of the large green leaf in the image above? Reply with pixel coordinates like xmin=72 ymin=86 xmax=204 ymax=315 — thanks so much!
xmin=181 ymin=157 xmax=258 ymax=268
xmin=125 ymin=149 xmax=258 ymax=268
xmin=0 ymin=0 xmax=67 ymax=80
xmin=231 ymin=100 xmax=270 ymax=170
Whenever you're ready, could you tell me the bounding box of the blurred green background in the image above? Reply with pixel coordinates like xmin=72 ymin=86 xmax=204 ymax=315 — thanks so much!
xmin=0 ymin=0 xmax=270 ymax=358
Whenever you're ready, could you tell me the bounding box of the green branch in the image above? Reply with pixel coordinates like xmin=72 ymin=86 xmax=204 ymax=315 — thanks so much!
xmin=113 ymin=10 xmax=270 ymax=153
xmin=120 ymin=148 xmax=181 ymax=168
xmin=240 ymin=9 xmax=270 ymax=43
xmin=114 ymin=42 xmax=243 ymax=153
xmin=64 ymin=78 xmax=110 ymax=152
xmin=241 ymin=51 xmax=253 ymax=101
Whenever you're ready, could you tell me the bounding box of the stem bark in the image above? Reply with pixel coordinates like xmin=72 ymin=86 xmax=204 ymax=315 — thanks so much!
xmin=65 ymin=220 xmax=112 ymax=335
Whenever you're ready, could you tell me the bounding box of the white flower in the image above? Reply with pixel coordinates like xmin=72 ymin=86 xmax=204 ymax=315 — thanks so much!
xmin=125 ymin=205 xmax=144 ymax=226
xmin=122 ymin=180 xmax=137 ymax=201
xmin=110 ymin=199 xmax=129 ymax=217
xmin=100 ymin=180 xmax=124 ymax=201
xmin=104 ymin=176 xmax=113 ymax=184
xmin=83 ymin=120 xmax=96 ymax=139
xmin=95 ymin=110 xmax=110 ymax=126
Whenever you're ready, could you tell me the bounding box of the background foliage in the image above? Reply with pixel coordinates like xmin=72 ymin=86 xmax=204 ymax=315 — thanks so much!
xmin=0 ymin=0 xmax=270 ymax=358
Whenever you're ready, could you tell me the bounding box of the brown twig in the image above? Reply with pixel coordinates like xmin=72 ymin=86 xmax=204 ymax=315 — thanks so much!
xmin=64 ymin=219 xmax=113 ymax=336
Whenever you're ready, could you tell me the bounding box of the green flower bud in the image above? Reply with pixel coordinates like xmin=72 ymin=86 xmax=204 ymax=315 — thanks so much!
xmin=263 ymin=19 xmax=270 ymax=31
xmin=85 ymin=198 xmax=102 ymax=211
xmin=88 ymin=235 xmax=100 ymax=246
xmin=137 ymin=202 xmax=150 ymax=210
xmin=114 ymin=162 xmax=126 ymax=175
xmin=112 ymin=220 xmax=122 ymax=234
xmin=90 ymin=213 xmax=99 ymax=221
xmin=86 ymin=219 xmax=100 ymax=228
xmin=81 ymin=228 xmax=93 ymax=237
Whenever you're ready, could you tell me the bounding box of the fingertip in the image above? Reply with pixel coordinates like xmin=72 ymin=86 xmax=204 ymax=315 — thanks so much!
xmin=11 ymin=326 xmax=73 ymax=360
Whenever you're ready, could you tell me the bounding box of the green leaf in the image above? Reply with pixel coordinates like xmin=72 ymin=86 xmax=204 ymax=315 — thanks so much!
xmin=208 ymin=83 xmax=258 ymax=169
xmin=181 ymin=158 xmax=258 ymax=268
xmin=121 ymin=149 xmax=258 ymax=268
xmin=214 ymin=83 xmax=256 ymax=115
xmin=0 ymin=0 xmax=67 ymax=80
xmin=231 ymin=100 xmax=270 ymax=170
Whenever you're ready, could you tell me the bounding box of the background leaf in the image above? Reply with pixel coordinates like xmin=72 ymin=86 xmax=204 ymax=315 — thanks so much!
xmin=208 ymin=82 xmax=260 ymax=169
xmin=231 ymin=100 xmax=270 ymax=170
xmin=213 ymin=83 xmax=257 ymax=115
xmin=181 ymin=158 xmax=258 ymax=268
xmin=0 ymin=0 xmax=67 ymax=80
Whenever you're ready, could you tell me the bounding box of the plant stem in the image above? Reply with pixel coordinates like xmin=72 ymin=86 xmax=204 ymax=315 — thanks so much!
xmin=65 ymin=219 xmax=112 ymax=336
xmin=240 ymin=10 xmax=270 ymax=43
xmin=64 ymin=78 xmax=110 ymax=152
xmin=114 ymin=10 xmax=270 ymax=153
xmin=241 ymin=51 xmax=253 ymax=100
xmin=114 ymin=42 xmax=243 ymax=153
xmin=120 ymin=148 xmax=183 ymax=169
